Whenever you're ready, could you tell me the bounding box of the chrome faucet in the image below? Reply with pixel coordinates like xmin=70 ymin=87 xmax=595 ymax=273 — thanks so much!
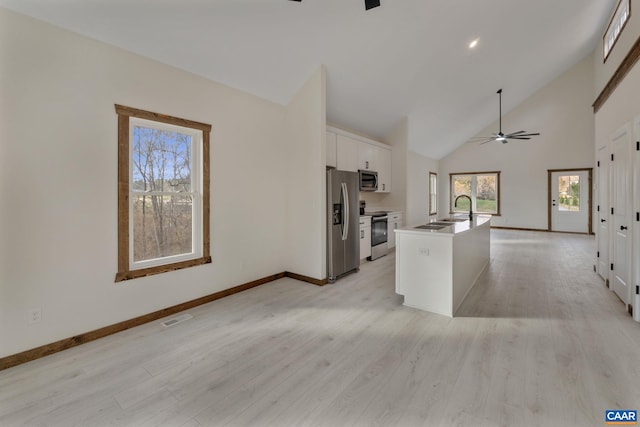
xmin=454 ymin=194 xmax=473 ymax=220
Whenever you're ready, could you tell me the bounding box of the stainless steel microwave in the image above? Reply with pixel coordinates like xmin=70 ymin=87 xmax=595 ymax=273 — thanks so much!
xmin=359 ymin=169 xmax=378 ymax=191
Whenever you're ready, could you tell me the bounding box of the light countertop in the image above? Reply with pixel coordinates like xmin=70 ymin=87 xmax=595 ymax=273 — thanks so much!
xmin=396 ymin=215 xmax=491 ymax=237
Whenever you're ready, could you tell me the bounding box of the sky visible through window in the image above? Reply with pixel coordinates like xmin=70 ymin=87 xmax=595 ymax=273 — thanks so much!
xmin=132 ymin=126 xmax=192 ymax=193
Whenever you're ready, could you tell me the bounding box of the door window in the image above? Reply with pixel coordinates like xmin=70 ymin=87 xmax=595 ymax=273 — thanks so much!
xmin=557 ymin=175 xmax=581 ymax=212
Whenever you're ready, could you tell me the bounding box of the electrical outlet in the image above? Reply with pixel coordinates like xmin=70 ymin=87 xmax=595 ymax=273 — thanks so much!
xmin=418 ymin=248 xmax=429 ymax=256
xmin=28 ymin=308 xmax=42 ymax=324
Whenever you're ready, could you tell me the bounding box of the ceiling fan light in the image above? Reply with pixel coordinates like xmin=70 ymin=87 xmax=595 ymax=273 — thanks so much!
xmin=469 ymin=38 xmax=479 ymax=49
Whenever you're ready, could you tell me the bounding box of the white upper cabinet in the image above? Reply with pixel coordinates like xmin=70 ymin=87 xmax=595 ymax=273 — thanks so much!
xmin=336 ymin=135 xmax=359 ymax=172
xmin=328 ymin=126 xmax=392 ymax=193
xmin=376 ymin=147 xmax=391 ymax=193
xmin=326 ymin=131 xmax=337 ymax=168
xmin=358 ymin=142 xmax=377 ymax=171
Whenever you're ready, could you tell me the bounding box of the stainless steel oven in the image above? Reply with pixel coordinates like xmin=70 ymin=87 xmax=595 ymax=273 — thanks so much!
xmin=366 ymin=212 xmax=388 ymax=260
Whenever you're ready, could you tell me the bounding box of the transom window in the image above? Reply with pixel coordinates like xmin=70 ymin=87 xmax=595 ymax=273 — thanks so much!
xmin=115 ymin=105 xmax=211 ymax=282
xmin=450 ymin=172 xmax=500 ymax=215
xmin=604 ymin=0 xmax=630 ymax=61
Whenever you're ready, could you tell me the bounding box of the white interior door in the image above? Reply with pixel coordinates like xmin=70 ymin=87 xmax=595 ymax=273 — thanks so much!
xmin=597 ymin=146 xmax=610 ymax=280
xmin=610 ymin=125 xmax=631 ymax=305
xmin=551 ymin=170 xmax=590 ymax=233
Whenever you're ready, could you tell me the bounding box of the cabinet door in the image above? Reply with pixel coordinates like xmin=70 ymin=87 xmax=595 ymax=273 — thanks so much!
xmin=326 ymin=132 xmax=337 ymax=168
xmin=360 ymin=226 xmax=371 ymax=259
xmin=358 ymin=142 xmax=377 ymax=171
xmin=376 ymin=148 xmax=391 ymax=193
xmin=337 ymin=135 xmax=359 ymax=172
xmin=387 ymin=214 xmax=403 ymax=249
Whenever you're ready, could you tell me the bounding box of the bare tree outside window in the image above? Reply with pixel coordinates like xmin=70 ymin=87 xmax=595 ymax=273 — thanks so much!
xmin=115 ymin=105 xmax=211 ymax=282
xmin=132 ymin=126 xmax=194 ymax=261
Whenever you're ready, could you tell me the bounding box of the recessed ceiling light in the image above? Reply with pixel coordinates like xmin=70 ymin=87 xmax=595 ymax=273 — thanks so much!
xmin=469 ymin=38 xmax=479 ymax=49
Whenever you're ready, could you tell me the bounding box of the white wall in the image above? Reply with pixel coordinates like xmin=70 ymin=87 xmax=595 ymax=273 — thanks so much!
xmin=595 ymin=0 xmax=640 ymax=94
xmin=384 ymin=118 xmax=409 ymax=213
xmin=439 ymin=55 xmax=595 ymax=230
xmin=594 ymin=10 xmax=640 ymax=316
xmin=406 ymin=151 xmax=439 ymax=227
xmin=284 ymin=67 xmax=327 ymax=280
xmin=0 ymin=9 xmax=292 ymax=357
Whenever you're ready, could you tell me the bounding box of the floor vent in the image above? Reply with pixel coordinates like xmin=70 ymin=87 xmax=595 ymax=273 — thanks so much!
xmin=161 ymin=313 xmax=193 ymax=328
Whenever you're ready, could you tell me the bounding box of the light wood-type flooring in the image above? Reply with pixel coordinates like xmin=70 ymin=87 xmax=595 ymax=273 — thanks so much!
xmin=1 ymin=229 xmax=640 ymax=427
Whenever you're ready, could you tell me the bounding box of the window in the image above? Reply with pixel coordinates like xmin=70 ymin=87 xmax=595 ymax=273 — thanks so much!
xmin=557 ymin=175 xmax=581 ymax=212
xmin=450 ymin=171 xmax=500 ymax=215
xmin=429 ymin=172 xmax=437 ymax=215
xmin=115 ymin=105 xmax=211 ymax=282
xmin=603 ymin=0 xmax=630 ymax=61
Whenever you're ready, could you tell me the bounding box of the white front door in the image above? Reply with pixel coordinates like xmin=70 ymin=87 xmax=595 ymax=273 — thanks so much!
xmin=597 ymin=146 xmax=609 ymax=281
xmin=610 ymin=125 xmax=631 ymax=305
xmin=551 ymin=170 xmax=590 ymax=233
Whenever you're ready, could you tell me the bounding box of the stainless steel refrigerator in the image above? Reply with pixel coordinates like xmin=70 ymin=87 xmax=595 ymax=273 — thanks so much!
xmin=327 ymin=169 xmax=360 ymax=283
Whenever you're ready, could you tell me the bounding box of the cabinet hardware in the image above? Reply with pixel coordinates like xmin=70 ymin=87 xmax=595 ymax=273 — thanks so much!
xmin=611 ymin=154 xmax=614 ymax=161
xmin=611 ymin=263 xmax=614 ymax=271
xmin=611 ymin=207 xmax=614 ymax=215
xmin=620 ymin=225 xmax=628 ymax=231
xmin=637 ymin=212 xmax=639 ymax=222
xmin=597 ymin=251 xmax=600 ymax=258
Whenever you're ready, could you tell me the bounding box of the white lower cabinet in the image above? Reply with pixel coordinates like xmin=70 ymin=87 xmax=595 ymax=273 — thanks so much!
xmin=360 ymin=217 xmax=371 ymax=260
xmin=387 ymin=213 xmax=403 ymax=249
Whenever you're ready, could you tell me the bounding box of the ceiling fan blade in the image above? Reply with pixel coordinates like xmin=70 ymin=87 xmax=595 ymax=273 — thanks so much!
xmin=477 ymin=138 xmax=497 ymax=145
xmin=506 ymin=137 xmax=531 ymax=140
xmin=506 ymin=130 xmax=526 ymax=136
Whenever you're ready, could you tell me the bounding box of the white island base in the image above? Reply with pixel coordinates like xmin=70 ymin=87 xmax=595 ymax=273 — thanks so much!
xmin=394 ymin=216 xmax=491 ymax=317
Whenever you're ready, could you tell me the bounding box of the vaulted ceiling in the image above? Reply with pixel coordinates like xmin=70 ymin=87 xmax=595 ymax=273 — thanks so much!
xmin=0 ymin=0 xmax=616 ymax=158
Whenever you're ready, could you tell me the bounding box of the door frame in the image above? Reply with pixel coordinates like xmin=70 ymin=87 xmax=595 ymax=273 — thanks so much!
xmin=547 ymin=168 xmax=593 ymax=234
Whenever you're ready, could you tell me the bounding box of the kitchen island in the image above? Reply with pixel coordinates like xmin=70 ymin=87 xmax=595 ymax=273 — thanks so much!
xmin=394 ymin=216 xmax=491 ymax=317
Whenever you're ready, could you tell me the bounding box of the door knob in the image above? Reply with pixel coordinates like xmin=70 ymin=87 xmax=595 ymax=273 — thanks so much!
xmin=620 ymin=226 xmax=628 ymax=230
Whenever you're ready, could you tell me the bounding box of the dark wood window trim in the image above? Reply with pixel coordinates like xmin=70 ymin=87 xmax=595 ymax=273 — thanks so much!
xmin=114 ymin=104 xmax=212 ymax=282
xmin=603 ymin=0 xmax=631 ymax=62
xmin=429 ymin=172 xmax=437 ymax=216
xmin=449 ymin=171 xmax=501 ymax=216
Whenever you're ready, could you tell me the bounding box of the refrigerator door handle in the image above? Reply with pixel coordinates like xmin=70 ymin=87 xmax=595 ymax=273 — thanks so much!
xmin=341 ymin=182 xmax=349 ymax=241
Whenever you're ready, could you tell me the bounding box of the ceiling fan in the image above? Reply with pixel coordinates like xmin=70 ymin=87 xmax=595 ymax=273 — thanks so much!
xmin=288 ymin=0 xmax=381 ymax=10
xmin=469 ymin=89 xmax=540 ymax=145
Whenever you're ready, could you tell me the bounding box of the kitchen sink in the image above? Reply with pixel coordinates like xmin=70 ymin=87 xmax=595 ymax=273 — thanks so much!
xmin=414 ymin=224 xmax=447 ymax=230
xmin=429 ymin=222 xmax=455 ymax=226
xmin=440 ymin=218 xmax=468 ymax=222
